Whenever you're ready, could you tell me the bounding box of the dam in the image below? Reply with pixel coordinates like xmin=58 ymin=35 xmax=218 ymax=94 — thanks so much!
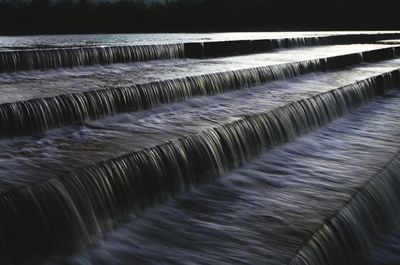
xmin=1 ymin=32 xmax=400 ymax=265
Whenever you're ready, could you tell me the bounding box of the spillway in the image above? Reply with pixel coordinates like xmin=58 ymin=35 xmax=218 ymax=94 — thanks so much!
xmin=36 ymin=89 xmax=400 ymax=265
xmin=1 ymin=32 xmax=400 ymax=72
xmin=0 ymin=45 xmax=397 ymax=136
xmin=1 ymin=32 xmax=400 ymax=265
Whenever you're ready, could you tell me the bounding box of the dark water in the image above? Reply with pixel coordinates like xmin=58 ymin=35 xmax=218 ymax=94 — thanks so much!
xmin=368 ymin=218 xmax=400 ymax=265
xmin=38 ymin=89 xmax=400 ymax=265
xmin=0 ymin=45 xmax=398 ymax=137
xmin=1 ymin=32 xmax=400 ymax=265
xmin=0 ymin=44 xmax=388 ymax=103
xmin=0 ymin=56 xmax=398 ymax=190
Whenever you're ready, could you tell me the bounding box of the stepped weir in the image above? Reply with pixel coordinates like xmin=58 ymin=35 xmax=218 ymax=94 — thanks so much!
xmin=1 ymin=32 xmax=400 ymax=265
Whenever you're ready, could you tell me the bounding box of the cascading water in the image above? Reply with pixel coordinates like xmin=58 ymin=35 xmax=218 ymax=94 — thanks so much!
xmin=366 ymin=217 xmax=400 ymax=264
xmin=1 ymin=32 xmax=400 ymax=73
xmin=0 ymin=46 xmax=398 ymax=137
xmin=0 ymin=44 xmax=185 ymax=72
xmin=0 ymin=67 xmax=399 ymax=263
xmin=289 ymin=153 xmax=400 ymax=265
xmin=35 ymin=89 xmax=400 ymax=265
xmin=1 ymin=32 xmax=400 ymax=265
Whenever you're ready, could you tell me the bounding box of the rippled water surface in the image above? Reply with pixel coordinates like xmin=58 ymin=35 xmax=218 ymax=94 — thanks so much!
xmin=0 ymin=57 xmax=398 ymax=192
xmin=1 ymin=32 xmax=400 ymax=265
xmin=0 ymin=44 xmax=391 ymax=103
xmin=38 ymin=89 xmax=400 ymax=265
xmin=1 ymin=31 xmax=398 ymax=49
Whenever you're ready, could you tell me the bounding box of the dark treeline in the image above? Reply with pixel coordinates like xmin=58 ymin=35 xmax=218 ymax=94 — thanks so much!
xmin=0 ymin=0 xmax=399 ymax=34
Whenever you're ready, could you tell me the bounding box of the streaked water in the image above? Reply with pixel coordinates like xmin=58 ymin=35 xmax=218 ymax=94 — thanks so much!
xmin=1 ymin=61 xmax=399 ymax=265
xmin=36 ymin=89 xmax=400 ymax=265
xmin=0 ymin=58 xmax=398 ymax=192
xmin=368 ymin=218 xmax=400 ymax=265
xmin=0 ymin=44 xmax=390 ymax=103
xmin=1 ymin=32 xmax=400 ymax=265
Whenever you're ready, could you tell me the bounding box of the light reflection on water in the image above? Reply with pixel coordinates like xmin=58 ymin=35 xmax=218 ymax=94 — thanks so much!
xmin=1 ymin=31 xmax=399 ymax=49
xmin=0 ymin=44 xmax=392 ymax=104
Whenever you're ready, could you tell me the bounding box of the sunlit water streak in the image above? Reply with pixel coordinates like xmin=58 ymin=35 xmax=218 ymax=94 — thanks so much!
xmin=35 ymin=89 xmax=400 ymax=265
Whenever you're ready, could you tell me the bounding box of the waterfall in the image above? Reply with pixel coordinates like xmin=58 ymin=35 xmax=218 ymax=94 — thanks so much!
xmin=289 ymin=153 xmax=400 ymax=265
xmin=3 ymin=32 xmax=400 ymax=265
xmin=0 ymin=69 xmax=398 ymax=264
xmin=1 ymin=33 xmax=400 ymax=73
xmin=184 ymin=33 xmax=400 ymax=58
xmin=0 ymin=47 xmax=397 ymax=137
xmin=0 ymin=44 xmax=184 ymax=72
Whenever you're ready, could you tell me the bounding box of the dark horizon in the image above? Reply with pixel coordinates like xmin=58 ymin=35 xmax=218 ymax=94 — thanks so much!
xmin=1 ymin=0 xmax=399 ymax=35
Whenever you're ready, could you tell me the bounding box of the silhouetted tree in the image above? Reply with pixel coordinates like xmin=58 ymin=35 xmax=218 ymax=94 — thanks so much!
xmin=0 ymin=0 xmax=398 ymax=34
xmin=29 ymin=0 xmax=50 ymax=9
xmin=79 ymin=0 xmax=87 ymax=8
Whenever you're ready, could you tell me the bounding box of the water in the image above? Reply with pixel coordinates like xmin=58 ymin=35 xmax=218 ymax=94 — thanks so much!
xmin=0 ymin=45 xmax=397 ymax=137
xmin=37 ymin=89 xmax=400 ymax=265
xmin=0 ymin=44 xmax=392 ymax=103
xmin=1 ymin=32 xmax=400 ymax=265
xmin=0 ymin=58 xmax=398 ymax=192
xmin=368 ymin=218 xmax=400 ymax=264
xmin=1 ymin=31 xmax=398 ymax=49
xmin=1 ymin=32 xmax=399 ymax=73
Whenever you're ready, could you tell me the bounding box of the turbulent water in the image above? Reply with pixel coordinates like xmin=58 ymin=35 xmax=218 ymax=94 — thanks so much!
xmin=38 ymin=89 xmax=400 ymax=265
xmin=1 ymin=32 xmax=400 ymax=265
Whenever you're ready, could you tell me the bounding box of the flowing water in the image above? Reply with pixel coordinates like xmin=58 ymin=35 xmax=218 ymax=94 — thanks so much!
xmin=1 ymin=32 xmax=400 ymax=265
xmin=36 ymin=89 xmax=400 ymax=265
xmin=2 ymin=32 xmax=399 ymax=48
xmin=0 ymin=45 xmax=398 ymax=136
xmin=0 ymin=44 xmax=392 ymax=103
